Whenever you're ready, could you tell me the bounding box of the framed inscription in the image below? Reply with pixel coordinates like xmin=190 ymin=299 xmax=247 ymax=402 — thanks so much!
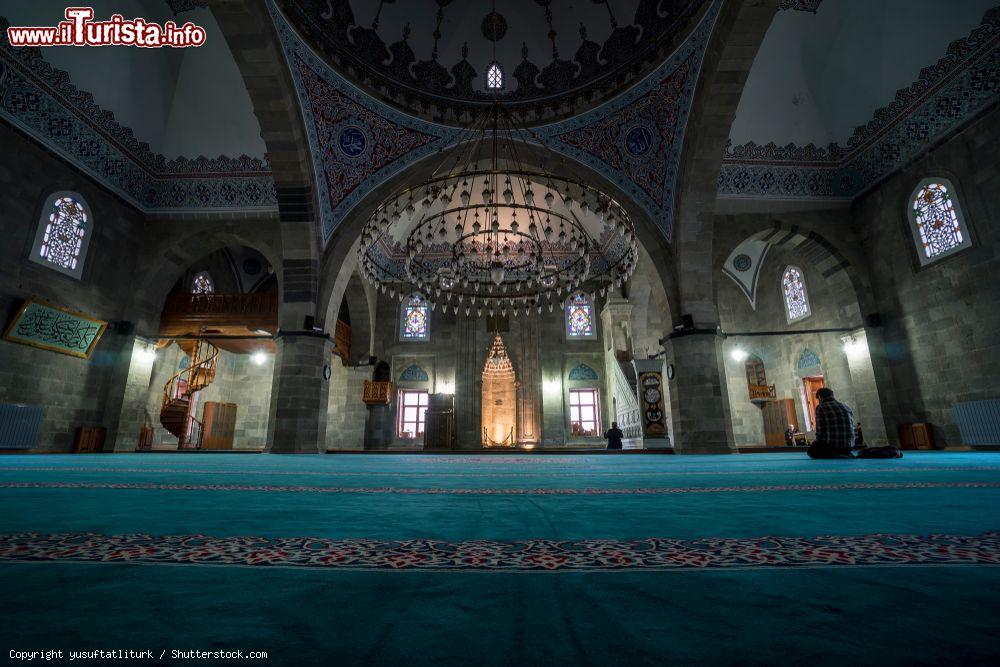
xmin=638 ymin=371 xmax=667 ymax=437
xmin=3 ymin=299 xmax=107 ymax=359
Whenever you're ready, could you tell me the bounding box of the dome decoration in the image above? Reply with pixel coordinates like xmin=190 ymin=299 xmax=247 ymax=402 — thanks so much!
xmin=357 ymin=103 xmax=638 ymax=319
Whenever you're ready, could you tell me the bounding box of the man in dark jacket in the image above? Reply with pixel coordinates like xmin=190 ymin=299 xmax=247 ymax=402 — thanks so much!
xmin=807 ymin=388 xmax=856 ymax=459
xmin=604 ymin=422 xmax=624 ymax=450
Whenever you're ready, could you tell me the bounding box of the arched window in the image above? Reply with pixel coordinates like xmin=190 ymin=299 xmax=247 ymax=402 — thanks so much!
xmin=400 ymin=293 xmax=430 ymax=341
xmin=191 ymin=271 xmax=215 ymax=294
xmin=781 ymin=266 xmax=810 ymax=322
xmin=908 ymin=178 xmax=971 ymax=265
xmin=486 ymin=62 xmax=504 ymax=90
xmin=29 ymin=191 xmax=92 ymax=279
xmin=565 ymin=292 xmax=596 ymax=339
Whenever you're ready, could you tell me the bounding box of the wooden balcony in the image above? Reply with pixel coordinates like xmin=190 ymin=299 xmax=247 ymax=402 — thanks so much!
xmin=748 ymin=383 xmax=777 ymax=403
xmin=159 ymin=293 xmax=278 ymax=354
xmin=363 ymin=380 xmax=392 ymax=405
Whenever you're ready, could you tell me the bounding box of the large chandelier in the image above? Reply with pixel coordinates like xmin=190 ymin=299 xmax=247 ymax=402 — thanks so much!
xmin=357 ymin=103 xmax=638 ymax=317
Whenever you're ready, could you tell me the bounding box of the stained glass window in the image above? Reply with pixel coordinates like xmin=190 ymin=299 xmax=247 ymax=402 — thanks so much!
xmin=565 ymin=293 xmax=595 ymax=339
xmin=909 ymin=179 xmax=970 ymax=265
xmin=191 ymin=272 xmax=214 ymax=294
xmin=486 ymin=62 xmax=503 ymax=90
xmin=400 ymin=293 xmax=430 ymax=341
xmin=782 ymin=266 xmax=810 ymax=322
xmin=31 ymin=192 xmax=91 ymax=279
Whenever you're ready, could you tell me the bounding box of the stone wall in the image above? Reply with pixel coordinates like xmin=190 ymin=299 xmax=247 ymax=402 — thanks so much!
xmin=326 ymin=361 xmax=369 ymax=450
xmin=364 ymin=290 xmax=608 ymax=448
xmin=144 ymin=343 xmax=273 ymax=449
xmin=853 ymin=105 xmax=1000 ymax=446
xmin=0 ymin=123 xmax=145 ymax=451
xmin=715 ymin=229 xmax=876 ymax=447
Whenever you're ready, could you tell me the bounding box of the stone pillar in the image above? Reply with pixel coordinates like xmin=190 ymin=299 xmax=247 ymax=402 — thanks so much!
xmin=266 ymin=334 xmax=332 ymax=453
xmin=665 ymin=333 xmax=736 ymax=454
xmin=102 ymin=336 xmax=158 ymax=452
xmin=841 ymin=327 xmax=894 ymax=446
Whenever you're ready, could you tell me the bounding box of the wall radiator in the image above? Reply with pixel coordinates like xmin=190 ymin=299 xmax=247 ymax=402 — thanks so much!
xmin=954 ymin=399 xmax=1000 ymax=446
xmin=0 ymin=403 xmax=45 ymax=449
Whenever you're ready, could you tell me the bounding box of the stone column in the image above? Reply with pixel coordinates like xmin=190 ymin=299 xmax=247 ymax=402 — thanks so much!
xmin=841 ymin=327 xmax=894 ymax=446
xmin=102 ymin=336 xmax=158 ymax=452
xmin=266 ymin=333 xmax=332 ymax=453
xmin=665 ymin=333 xmax=736 ymax=454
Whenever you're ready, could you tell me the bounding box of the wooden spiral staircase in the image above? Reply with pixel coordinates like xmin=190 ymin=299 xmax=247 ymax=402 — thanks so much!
xmin=160 ymin=339 xmax=219 ymax=449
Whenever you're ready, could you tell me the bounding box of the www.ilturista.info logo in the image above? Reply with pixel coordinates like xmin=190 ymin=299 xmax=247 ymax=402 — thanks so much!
xmin=6 ymin=7 xmax=206 ymax=48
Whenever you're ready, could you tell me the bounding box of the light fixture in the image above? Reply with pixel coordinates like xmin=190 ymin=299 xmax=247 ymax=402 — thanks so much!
xmin=730 ymin=348 xmax=748 ymax=362
xmin=251 ymin=351 xmax=267 ymax=366
xmin=135 ymin=345 xmax=156 ymax=363
xmin=842 ymin=334 xmax=867 ymax=358
xmin=543 ymin=378 xmax=561 ymax=394
xmin=438 ymin=380 xmax=455 ymax=395
xmin=357 ymin=103 xmax=638 ymax=318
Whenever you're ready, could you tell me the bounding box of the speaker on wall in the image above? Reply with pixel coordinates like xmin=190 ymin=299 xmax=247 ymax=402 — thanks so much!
xmin=681 ymin=314 xmax=695 ymax=330
xmin=866 ymin=313 xmax=883 ymax=328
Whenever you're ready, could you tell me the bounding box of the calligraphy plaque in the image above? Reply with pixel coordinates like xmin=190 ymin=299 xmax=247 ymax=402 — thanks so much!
xmin=638 ymin=371 xmax=667 ymax=437
xmin=3 ymin=299 xmax=107 ymax=359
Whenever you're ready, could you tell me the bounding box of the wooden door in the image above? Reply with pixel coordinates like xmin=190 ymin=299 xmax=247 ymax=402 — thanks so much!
xmin=803 ymin=376 xmax=826 ymax=430
xmin=202 ymin=402 xmax=237 ymax=449
xmin=762 ymin=399 xmax=798 ymax=447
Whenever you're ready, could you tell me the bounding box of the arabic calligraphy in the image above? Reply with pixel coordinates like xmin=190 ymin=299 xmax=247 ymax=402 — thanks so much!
xmin=5 ymin=302 xmax=105 ymax=357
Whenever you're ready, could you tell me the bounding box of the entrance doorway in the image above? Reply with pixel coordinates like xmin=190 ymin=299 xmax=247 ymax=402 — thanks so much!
xmin=802 ymin=375 xmax=826 ymax=431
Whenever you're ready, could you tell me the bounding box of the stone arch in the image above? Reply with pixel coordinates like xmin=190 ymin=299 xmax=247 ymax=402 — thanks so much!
xmin=211 ymin=1 xmax=320 ymax=327
xmin=128 ymin=226 xmax=283 ymax=335
xmin=316 ymin=140 xmax=682 ymax=336
xmin=715 ymin=218 xmax=873 ymax=325
xmin=672 ymin=0 xmax=780 ymax=326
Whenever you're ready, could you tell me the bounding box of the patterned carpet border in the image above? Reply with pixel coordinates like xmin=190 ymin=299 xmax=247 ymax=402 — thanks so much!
xmin=2 ymin=466 xmax=999 ymax=479
xmin=1 ymin=481 xmax=998 ymax=495
xmin=0 ymin=531 xmax=997 ymax=571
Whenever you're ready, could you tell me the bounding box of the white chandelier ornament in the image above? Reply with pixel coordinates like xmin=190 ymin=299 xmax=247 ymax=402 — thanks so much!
xmin=357 ymin=103 xmax=638 ymax=319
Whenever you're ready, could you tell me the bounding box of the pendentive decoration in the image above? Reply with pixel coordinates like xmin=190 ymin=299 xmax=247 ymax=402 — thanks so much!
xmin=482 ymin=334 xmax=517 ymax=447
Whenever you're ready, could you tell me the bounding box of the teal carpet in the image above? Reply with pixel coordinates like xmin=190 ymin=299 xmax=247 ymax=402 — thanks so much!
xmin=0 ymin=452 xmax=998 ymax=665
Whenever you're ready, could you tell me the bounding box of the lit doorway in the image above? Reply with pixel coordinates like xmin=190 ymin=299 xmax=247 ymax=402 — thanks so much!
xmin=801 ymin=375 xmax=826 ymax=431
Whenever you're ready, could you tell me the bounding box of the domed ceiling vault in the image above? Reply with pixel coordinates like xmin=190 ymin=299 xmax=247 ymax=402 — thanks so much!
xmin=278 ymin=0 xmax=710 ymax=124
xmin=0 ymin=0 xmax=275 ymax=212
xmin=270 ymin=0 xmax=723 ymax=245
xmin=719 ymin=0 xmax=1000 ymax=201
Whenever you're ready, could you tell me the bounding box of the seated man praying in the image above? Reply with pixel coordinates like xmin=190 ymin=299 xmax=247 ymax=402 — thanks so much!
xmin=807 ymin=387 xmax=856 ymax=459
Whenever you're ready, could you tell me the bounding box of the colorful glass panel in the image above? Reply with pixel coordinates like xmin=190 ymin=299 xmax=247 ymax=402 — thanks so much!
xmin=912 ymin=182 xmax=965 ymax=260
xmin=401 ymin=294 xmax=429 ymax=340
xmin=566 ymin=293 xmax=594 ymax=338
xmin=486 ymin=62 xmax=503 ymax=90
xmin=782 ymin=267 xmax=810 ymax=321
xmin=191 ymin=272 xmax=214 ymax=294
xmin=38 ymin=196 xmax=87 ymax=270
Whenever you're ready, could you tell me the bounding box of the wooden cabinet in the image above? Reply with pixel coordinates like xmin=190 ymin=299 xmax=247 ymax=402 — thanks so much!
xmin=201 ymin=402 xmax=237 ymax=450
xmin=73 ymin=427 xmax=106 ymax=453
xmin=899 ymin=423 xmax=935 ymax=450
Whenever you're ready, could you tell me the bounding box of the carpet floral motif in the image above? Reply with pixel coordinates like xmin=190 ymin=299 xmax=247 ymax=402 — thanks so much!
xmin=1 ymin=531 xmax=997 ymax=571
